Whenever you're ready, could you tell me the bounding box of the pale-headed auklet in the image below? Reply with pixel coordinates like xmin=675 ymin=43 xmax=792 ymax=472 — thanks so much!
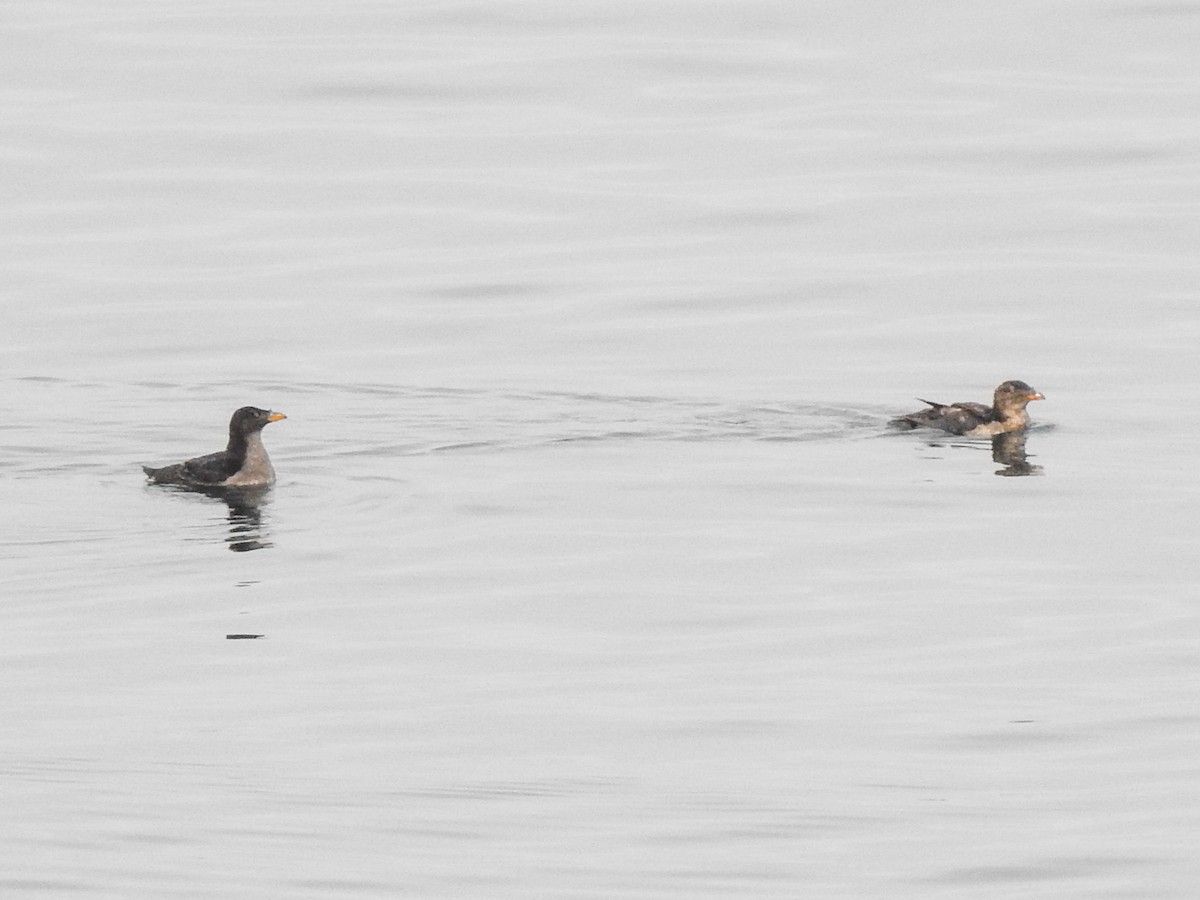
xmin=143 ymin=406 xmax=286 ymax=488
xmin=891 ymin=380 xmax=1045 ymax=436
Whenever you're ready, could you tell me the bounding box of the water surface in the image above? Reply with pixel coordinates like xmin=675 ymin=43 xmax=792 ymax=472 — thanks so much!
xmin=3 ymin=2 xmax=1199 ymax=898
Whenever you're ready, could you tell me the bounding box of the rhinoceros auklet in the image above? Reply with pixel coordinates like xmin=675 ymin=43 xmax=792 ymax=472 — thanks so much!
xmin=143 ymin=406 xmax=286 ymax=488
xmin=890 ymin=380 xmax=1045 ymax=436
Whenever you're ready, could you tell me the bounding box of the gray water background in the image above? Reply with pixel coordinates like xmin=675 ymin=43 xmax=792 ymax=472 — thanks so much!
xmin=3 ymin=2 xmax=1199 ymax=897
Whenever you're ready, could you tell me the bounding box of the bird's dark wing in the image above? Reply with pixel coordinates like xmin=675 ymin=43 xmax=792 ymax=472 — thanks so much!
xmin=177 ymin=450 xmax=238 ymax=485
xmin=934 ymin=402 xmax=993 ymax=435
xmin=891 ymin=399 xmax=992 ymax=435
xmin=144 ymin=451 xmax=237 ymax=486
xmin=950 ymin=401 xmax=991 ymax=417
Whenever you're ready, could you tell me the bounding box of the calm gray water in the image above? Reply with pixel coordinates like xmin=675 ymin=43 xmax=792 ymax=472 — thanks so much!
xmin=3 ymin=2 xmax=1200 ymax=897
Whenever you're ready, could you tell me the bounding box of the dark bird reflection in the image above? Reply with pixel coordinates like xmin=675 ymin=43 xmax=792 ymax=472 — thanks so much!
xmin=992 ymin=431 xmax=1042 ymax=477
xmin=198 ymin=486 xmax=274 ymax=552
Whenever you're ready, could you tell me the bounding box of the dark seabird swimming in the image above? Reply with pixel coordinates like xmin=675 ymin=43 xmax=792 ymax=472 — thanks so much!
xmin=890 ymin=380 xmax=1045 ymax=436
xmin=143 ymin=406 xmax=287 ymax=488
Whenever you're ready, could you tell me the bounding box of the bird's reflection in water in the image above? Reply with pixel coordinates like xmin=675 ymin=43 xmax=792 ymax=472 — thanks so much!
xmin=917 ymin=431 xmax=1044 ymax=477
xmin=992 ymin=431 xmax=1042 ymax=477
xmin=201 ymin=487 xmax=274 ymax=552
